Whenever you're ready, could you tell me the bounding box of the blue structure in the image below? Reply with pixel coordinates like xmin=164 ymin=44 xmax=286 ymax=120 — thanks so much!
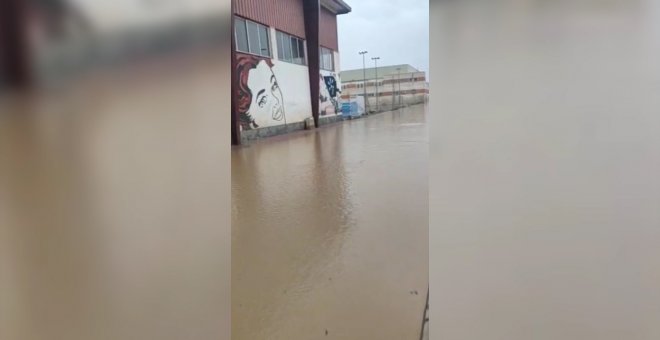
xmin=342 ymin=100 xmax=361 ymax=118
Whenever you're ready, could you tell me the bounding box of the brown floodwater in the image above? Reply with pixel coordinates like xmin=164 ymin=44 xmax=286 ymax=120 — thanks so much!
xmin=0 ymin=50 xmax=231 ymax=340
xmin=232 ymin=105 xmax=429 ymax=339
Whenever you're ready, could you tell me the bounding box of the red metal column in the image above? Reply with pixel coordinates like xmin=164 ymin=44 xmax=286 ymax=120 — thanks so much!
xmin=303 ymin=0 xmax=320 ymax=127
xmin=231 ymin=0 xmax=241 ymax=145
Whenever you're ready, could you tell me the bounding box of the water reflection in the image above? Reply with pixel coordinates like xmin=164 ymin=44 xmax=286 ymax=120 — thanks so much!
xmin=232 ymin=127 xmax=354 ymax=339
xmin=232 ymin=105 xmax=428 ymax=339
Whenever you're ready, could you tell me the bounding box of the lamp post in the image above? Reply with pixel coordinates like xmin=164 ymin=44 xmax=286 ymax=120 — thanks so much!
xmin=359 ymin=50 xmax=368 ymax=114
xmin=396 ymin=67 xmax=402 ymax=109
xmin=371 ymin=56 xmax=380 ymax=112
xmin=410 ymin=73 xmax=415 ymax=105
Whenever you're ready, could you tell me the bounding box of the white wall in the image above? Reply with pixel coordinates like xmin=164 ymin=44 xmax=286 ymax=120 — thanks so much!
xmin=319 ymin=51 xmax=342 ymax=116
xmin=270 ymin=60 xmax=313 ymax=127
xmin=236 ymin=29 xmax=349 ymax=129
xmin=242 ymin=27 xmax=312 ymax=129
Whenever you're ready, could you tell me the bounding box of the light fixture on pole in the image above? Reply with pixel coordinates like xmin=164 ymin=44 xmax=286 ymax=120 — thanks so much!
xmin=371 ymin=56 xmax=380 ymax=112
xmin=359 ymin=50 xmax=368 ymax=114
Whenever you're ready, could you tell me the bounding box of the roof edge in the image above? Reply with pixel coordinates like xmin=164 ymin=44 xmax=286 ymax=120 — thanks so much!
xmin=335 ymin=0 xmax=352 ymax=14
xmin=321 ymin=0 xmax=352 ymax=15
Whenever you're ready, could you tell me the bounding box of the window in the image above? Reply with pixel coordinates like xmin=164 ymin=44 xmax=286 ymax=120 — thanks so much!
xmin=276 ymin=31 xmax=306 ymax=65
xmin=296 ymin=39 xmax=305 ymax=64
xmin=234 ymin=17 xmax=271 ymax=57
xmin=320 ymin=47 xmax=333 ymax=71
xmin=235 ymin=18 xmax=249 ymax=52
xmin=258 ymin=25 xmax=270 ymax=55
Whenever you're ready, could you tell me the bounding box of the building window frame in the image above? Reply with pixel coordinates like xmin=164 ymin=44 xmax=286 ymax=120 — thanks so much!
xmin=276 ymin=30 xmax=306 ymax=65
xmin=320 ymin=46 xmax=334 ymax=71
xmin=234 ymin=16 xmax=271 ymax=57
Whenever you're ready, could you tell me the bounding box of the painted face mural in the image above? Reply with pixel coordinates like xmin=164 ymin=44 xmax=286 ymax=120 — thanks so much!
xmin=236 ymin=55 xmax=286 ymax=130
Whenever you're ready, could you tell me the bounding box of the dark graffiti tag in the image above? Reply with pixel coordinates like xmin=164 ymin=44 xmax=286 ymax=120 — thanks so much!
xmin=320 ymin=73 xmax=341 ymax=115
xmin=323 ymin=76 xmax=338 ymax=98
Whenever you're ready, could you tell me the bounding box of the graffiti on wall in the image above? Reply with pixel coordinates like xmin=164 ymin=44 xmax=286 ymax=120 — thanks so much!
xmin=320 ymin=73 xmax=341 ymax=115
xmin=236 ymin=54 xmax=287 ymax=130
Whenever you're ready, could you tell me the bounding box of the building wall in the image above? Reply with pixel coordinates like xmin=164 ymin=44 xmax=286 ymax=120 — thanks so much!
xmin=341 ymin=71 xmax=428 ymax=111
xmin=318 ymin=5 xmax=341 ymax=116
xmin=319 ymin=51 xmax=342 ymax=116
xmin=319 ymin=7 xmax=338 ymax=51
xmin=340 ymin=64 xmax=418 ymax=83
xmin=234 ymin=0 xmax=348 ymax=139
xmin=235 ymin=25 xmax=312 ymax=131
xmin=235 ymin=0 xmax=306 ymax=38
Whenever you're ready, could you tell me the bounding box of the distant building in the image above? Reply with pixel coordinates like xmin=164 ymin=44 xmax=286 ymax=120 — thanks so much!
xmin=232 ymin=0 xmax=352 ymax=144
xmin=340 ymin=64 xmax=428 ymax=112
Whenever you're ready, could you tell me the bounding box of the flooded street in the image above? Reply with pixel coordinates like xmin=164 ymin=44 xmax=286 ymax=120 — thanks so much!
xmin=232 ymin=105 xmax=429 ymax=339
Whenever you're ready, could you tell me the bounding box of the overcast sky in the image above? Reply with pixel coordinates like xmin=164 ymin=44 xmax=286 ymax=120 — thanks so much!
xmin=337 ymin=0 xmax=429 ymax=77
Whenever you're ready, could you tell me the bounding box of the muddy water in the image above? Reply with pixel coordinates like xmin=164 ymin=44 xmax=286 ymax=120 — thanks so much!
xmin=232 ymin=105 xmax=429 ymax=339
xmin=432 ymin=1 xmax=660 ymax=339
xmin=0 ymin=51 xmax=231 ymax=340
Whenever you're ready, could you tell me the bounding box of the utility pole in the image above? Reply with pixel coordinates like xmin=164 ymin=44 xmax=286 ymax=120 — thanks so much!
xmin=359 ymin=50 xmax=368 ymax=114
xmin=371 ymin=56 xmax=380 ymax=112
xmin=410 ymin=73 xmax=415 ymax=105
xmin=396 ymin=67 xmax=402 ymax=108
xmin=391 ymin=72 xmax=396 ymax=109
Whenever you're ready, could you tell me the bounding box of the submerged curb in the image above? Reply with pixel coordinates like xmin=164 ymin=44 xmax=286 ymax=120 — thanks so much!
xmin=420 ymin=288 xmax=429 ymax=340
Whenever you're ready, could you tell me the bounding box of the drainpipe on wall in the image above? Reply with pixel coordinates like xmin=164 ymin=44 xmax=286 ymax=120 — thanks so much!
xmin=303 ymin=0 xmax=320 ymax=128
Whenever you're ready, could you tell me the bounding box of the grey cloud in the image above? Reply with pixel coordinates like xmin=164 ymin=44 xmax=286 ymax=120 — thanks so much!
xmin=338 ymin=0 xmax=429 ymax=79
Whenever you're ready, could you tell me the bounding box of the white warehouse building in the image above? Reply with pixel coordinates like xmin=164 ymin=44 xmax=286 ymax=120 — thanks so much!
xmin=340 ymin=64 xmax=428 ymax=112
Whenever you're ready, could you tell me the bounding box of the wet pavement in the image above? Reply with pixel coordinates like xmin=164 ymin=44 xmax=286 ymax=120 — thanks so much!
xmin=232 ymin=105 xmax=429 ymax=339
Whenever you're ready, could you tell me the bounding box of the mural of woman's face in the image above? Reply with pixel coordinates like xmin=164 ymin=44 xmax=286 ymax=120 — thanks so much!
xmin=247 ymin=60 xmax=285 ymax=123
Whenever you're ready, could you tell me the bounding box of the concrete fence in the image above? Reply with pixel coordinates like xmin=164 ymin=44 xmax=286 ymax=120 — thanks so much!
xmin=360 ymin=93 xmax=427 ymax=113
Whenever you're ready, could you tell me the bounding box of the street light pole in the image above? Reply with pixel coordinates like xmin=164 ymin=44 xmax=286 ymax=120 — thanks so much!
xmin=371 ymin=56 xmax=380 ymax=112
xmin=410 ymin=73 xmax=415 ymax=105
xmin=396 ymin=67 xmax=402 ymax=109
xmin=359 ymin=50 xmax=368 ymax=114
